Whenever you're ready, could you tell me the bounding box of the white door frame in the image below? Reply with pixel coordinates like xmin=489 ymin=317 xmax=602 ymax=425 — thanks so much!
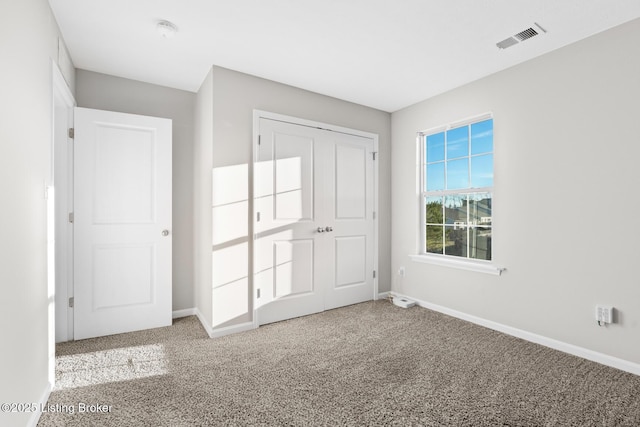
xmin=251 ymin=110 xmax=380 ymax=325
xmin=52 ymin=62 xmax=75 ymax=345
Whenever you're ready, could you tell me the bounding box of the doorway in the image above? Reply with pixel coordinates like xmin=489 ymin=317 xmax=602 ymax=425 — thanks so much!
xmin=52 ymin=72 xmax=173 ymax=343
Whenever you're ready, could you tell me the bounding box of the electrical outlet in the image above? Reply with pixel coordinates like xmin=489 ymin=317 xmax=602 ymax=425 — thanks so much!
xmin=398 ymin=266 xmax=405 ymax=277
xmin=595 ymin=305 xmax=613 ymax=324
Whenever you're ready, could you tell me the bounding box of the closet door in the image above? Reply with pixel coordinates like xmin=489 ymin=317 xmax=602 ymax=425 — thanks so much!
xmin=323 ymin=131 xmax=375 ymax=311
xmin=254 ymin=117 xmax=374 ymax=325
xmin=254 ymin=119 xmax=325 ymax=324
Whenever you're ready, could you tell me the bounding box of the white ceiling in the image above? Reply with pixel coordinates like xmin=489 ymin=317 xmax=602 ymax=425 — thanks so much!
xmin=48 ymin=0 xmax=640 ymax=112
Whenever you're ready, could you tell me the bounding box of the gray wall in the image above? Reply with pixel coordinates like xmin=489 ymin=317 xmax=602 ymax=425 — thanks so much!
xmin=391 ymin=18 xmax=640 ymax=364
xmin=75 ymin=70 xmax=196 ymax=311
xmin=0 ymin=1 xmax=74 ymax=426
xmin=195 ymin=65 xmax=392 ymax=330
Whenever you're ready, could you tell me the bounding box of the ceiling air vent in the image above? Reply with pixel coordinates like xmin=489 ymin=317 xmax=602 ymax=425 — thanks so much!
xmin=497 ymin=22 xmax=547 ymax=50
xmin=496 ymin=37 xmax=519 ymax=50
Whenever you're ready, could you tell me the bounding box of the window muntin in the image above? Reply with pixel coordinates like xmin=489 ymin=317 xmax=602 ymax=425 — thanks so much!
xmin=421 ymin=117 xmax=493 ymax=261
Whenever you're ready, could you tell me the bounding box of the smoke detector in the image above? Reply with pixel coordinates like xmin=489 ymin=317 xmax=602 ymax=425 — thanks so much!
xmin=497 ymin=23 xmax=547 ymax=49
xmin=157 ymin=20 xmax=178 ymax=38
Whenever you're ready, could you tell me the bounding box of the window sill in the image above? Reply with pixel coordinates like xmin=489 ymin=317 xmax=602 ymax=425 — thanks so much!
xmin=410 ymin=254 xmax=505 ymax=276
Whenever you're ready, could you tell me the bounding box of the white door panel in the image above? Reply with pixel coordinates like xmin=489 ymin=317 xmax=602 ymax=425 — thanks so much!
xmin=93 ymin=124 xmax=156 ymax=223
xmin=274 ymin=239 xmax=314 ymax=297
xmin=325 ymin=133 xmax=375 ymax=310
xmin=274 ymin=133 xmax=314 ymax=221
xmin=255 ymin=117 xmax=374 ymax=325
xmin=74 ymin=107 xmax=172 ymax=340
xmin=92 ymin=244 xmax=155 ymax=308
xmin=335 ymin=236 xmax=367 ymax=287
xmin=255 ymin=120 xmax=325 ymax=324
xmin=335 ymin=143 xmax=367 ymax=219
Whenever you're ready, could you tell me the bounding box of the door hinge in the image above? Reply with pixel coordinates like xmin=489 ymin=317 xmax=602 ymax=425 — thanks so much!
xmin=68 ymin=297 xmax=74 ymax=308
xmin=257 ymin=289 xmax=261 ymax=299
xmin=372 ymin=152 xmax=377 ymax=160
xmin=68 ymin=212 xmax=74 ymax=223
xmin=373 ymin=211 xmax=376 ymax=220
xmin=258 ymin=135 xmax=261 ymax=145
xmin=256 ymin=212 xmax=261 ymax=222
xmin=373 ymin=270 xmax=376 ymax=278
xmin=68 ymin=128 xmax=75 ymax=139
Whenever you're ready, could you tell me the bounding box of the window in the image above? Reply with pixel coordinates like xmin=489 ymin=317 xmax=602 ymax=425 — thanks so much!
xmin=420 ymin=115 xmax=493 ymax=261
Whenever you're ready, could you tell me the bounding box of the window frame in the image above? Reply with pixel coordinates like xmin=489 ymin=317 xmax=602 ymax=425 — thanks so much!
xmin=415 ymin=113 xmax=504 ymax=275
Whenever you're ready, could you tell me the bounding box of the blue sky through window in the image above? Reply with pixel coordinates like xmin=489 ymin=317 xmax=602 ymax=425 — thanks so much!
xmin=471 ymin=154 xmax=493 ymax=188
xmin=447 ymin=126 xmax=468 ymax=159
xmin=424 ymin=118 xmax=493 ymax=191
xmin=426 ymin=162 xmax=444 ymax=191
xmin=471 ymin=119 xmax=493 ymax=155
xmin=447 ymin=158 xmax=468 ymax=189
xmin=426 ymin=132 xmax=445 ymax=163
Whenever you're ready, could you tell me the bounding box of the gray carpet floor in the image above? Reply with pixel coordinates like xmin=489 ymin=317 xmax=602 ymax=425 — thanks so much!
xmin=39 ymin=301 xmax=640 ymax=426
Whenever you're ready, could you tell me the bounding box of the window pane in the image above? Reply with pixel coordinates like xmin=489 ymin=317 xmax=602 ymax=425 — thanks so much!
xmin=469 ymin=193 xmax=492 ymax=226
xmin=470 ymin=227 xmax=492 ymax=260
xmin=426 ymin=225 xmax=444 ymax=254
xmin=426 ymin=196 xmax=443 ymax=224
xmin=447 ymin=126 xmax=468 ymax=159
xmin=444 ymin=226 xmax=467 ymax=258
xmin=446 ymin=158 xmax=468 ymax=190
xmin=471 ymin=119 xmax=493 ymax=155
xmin=444 ymin=194 xmax=467 ymax=226
xmin=426 ymin=132 xmax=445 ymax=163
xmin=471 ymin=154 xmax=493 ymax=188
xmin=426 ymin=162 xmax=445 ymax=191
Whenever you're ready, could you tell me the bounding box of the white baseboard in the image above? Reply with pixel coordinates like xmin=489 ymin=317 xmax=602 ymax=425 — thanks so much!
xmin=27 ymin=382 xmax=52 ymax=427
xmin=211 ymin=320 xmax=258 ymax=338
xmin=192 ymin=308 xmax=215 ymax=337
xmin=172 ymin=308 xmax=197 ymax=319
xmin=391 ymin=292 xmax=640 ymax=376
xmin=173 ymin=307 xmax=215 ymax=337
xmin=377 ymin=291 xmax=391 ymax=300
xmin=177 ymin=307 xmax=258 ymax=338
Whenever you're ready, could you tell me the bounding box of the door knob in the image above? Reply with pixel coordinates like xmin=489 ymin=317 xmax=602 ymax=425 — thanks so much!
xmin=162 ymin=230 xmax=170 ymax=236
xmin=325 ymin=226 xmax=333 ymax=232
xmin=317 ymin=227 xmax=325 ymax=233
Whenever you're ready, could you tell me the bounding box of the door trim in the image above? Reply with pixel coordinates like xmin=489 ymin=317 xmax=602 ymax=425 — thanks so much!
xmin=52 ymin=61 xmax=76 ymax=346
xmin=251 ymin=110 xmax=380 ymax=325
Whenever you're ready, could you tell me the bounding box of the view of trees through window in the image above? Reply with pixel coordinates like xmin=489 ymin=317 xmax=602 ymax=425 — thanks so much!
xmin=425 ymin=193 xmax=491 ymax=260
xmin=422 ymin=117 xmax=493 ymax=261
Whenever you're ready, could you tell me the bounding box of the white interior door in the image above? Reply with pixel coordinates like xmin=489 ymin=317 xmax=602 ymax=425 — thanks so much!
xmin=324 ymin=132 xmax=375 ymax=310
xmin=254 ymin=116 xmax=375 ymax=325
xmin=73 ymin=107 xmax=172 ymax=340
xmin=254 ymin=119 xmax=325 ymax=324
